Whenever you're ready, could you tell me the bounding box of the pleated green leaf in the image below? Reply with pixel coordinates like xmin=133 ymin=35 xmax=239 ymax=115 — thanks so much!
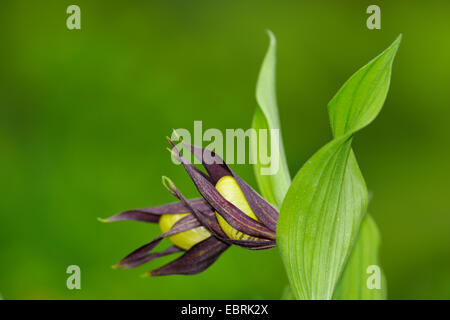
xmin=277 ymin=35 xmax=401 ymax=300
xmin=334 ymin=214 xmax=387 ymax=300
xmin=251 ymin=31 xmax=291 ymax=208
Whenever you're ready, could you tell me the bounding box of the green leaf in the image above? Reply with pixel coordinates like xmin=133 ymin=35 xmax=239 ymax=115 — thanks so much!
xmin=277 ymin=35 xmax=401 ymax=300
xmin=333 ymin=214 xmax=387 ymax=300
xmin=251 ymin=31 xmax=291 ymax=208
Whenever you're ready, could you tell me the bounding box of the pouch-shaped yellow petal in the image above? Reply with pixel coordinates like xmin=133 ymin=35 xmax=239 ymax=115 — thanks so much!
xmin=159 ymin=213 xmax=210 ymax=250
xmin=215 ymin=176 xmax=260 ymax=240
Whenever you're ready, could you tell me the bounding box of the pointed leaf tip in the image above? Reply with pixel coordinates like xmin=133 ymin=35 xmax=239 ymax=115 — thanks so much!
xmin=328 ymin=35 xmax=402 ymax=137
xmin=252 ymin=30 xmax=291 ymax=208
xmin=265 ymin=29 xmax=276 ymax=45
xmin=394 ymin=33 xmax=402 ymax=46
xmin=384 ymin=34 xmax=402 ymax=58
xmin=278 ymin=37 xmax=401 ymax=299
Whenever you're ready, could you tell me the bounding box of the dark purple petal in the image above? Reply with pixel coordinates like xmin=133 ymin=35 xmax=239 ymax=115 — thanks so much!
xmin=115 ymin=214 xmax=202 ymax=269
xmin=114 ymin=238 xmax=164 ymax=269
xmin=167 ymin=139 xmax=216 ymax=185
xmin=198 ymin=181 xmax=276 ymax=240
xmin=162 ymin=176 xmax=227 ymax=238
xmin=147 ymin=237 xmax=229 ymax=276
xmin=167 ymin=143 xmax=276 ymax=240
xmin=119 ymin=246 xmax=182 ymax=269
xmin=232 ymin=175 xmax=278 ymax=232
xmin=183 ymin=141 xmax=230 ymax=184
xmin=181 ymin=140 xmax=279 ymax=232
xmin=101 ymin=198 xmax=211 ymax=224
xmin=225 ymin=239 xmax=276 ymax=250
xmin=160 ymin=178 xmax=276 ymax=248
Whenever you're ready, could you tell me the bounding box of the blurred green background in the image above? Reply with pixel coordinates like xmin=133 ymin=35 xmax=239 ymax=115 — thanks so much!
xmin=1 ymin=0 xmax=449 ymax=299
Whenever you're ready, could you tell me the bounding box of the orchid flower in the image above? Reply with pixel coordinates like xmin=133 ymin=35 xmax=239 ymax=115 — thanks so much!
xmin=102 ymin=137 xmax=278 ymax=276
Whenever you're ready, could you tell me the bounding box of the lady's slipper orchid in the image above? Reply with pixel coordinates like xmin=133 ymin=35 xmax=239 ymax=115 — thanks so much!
xmin=102 ymin=137 xmax=278 ymax=276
